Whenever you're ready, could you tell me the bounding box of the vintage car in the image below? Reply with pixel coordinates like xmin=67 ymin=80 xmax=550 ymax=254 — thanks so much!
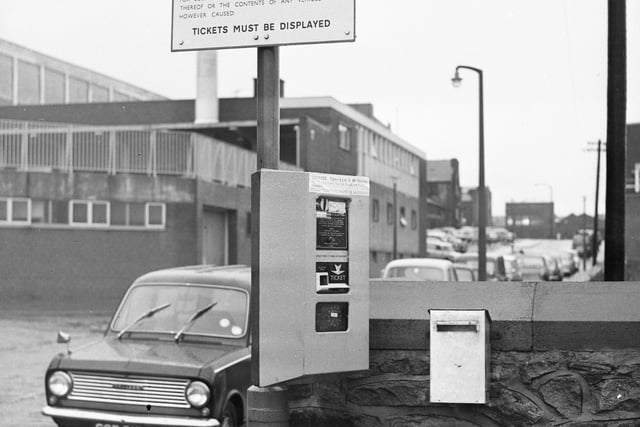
xmin=380 ymin=258 xmax=459 ymax=281
xmin=42 ymin=264 xmax=251 ymax=427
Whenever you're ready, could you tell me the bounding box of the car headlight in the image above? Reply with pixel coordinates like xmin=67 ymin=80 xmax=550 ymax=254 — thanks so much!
xmin=186 ymin=381 xmax=210 ymax=408
xmin=48 ymin=371 xmax=73 ymax=397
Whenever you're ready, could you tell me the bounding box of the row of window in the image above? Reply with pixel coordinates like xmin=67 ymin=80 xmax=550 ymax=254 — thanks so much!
xmin=371 ymin=198 xmax=418 ymax=230
xmin=0 ymin=53 xmax=138 ymax=106
xmin=0 ymin=198 xmax=166 ymax=228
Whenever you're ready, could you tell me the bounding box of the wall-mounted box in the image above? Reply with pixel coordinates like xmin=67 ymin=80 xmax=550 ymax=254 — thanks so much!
xmin=429 ymin=309 xmax=491 ymax=404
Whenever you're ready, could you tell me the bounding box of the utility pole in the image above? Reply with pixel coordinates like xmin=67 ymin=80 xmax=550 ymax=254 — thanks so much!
xmin=589 ymin=140 xmax=605 ymax=266
xmin=582 ymin=196 xmax=587 ymax=271
xmin=604 ymin=0 xmax=626 ymax=281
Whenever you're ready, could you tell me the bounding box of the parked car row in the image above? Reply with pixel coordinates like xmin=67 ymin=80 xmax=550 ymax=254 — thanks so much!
xmin=380 ymin=249 xmax=580 ymax=283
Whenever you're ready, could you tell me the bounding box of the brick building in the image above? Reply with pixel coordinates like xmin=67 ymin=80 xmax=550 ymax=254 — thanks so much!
xmin=0 ymin=40 xmax=428 ymax=310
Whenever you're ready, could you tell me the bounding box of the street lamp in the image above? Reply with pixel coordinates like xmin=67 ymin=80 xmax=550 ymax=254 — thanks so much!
xmin=452 ymin=65 xmax=487 ymax=281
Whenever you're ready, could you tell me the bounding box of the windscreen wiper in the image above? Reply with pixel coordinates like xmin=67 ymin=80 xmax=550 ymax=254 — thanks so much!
xmin=174 ymin=302 xmax=217 ymax=342
xmin=117 ymin=303 xmax=171 ymax=339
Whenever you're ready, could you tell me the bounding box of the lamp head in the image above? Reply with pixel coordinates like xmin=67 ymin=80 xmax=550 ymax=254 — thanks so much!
xmin=451 ymin=70 xmax=462 ymax=88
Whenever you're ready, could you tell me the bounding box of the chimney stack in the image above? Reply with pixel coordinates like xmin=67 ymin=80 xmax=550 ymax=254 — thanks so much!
xmin=195 ymin=51 xmax=219 ymax=124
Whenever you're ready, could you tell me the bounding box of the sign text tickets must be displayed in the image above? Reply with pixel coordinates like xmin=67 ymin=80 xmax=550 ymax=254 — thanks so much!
xmin=172 ymin=0 xmax=355 ymax=51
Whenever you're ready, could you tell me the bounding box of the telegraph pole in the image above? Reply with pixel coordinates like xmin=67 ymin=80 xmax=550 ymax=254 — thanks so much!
xmin=604 ymin=0 xmax=626 ymax=280
xmin=591 ymin=140 xmax=604 ymax=266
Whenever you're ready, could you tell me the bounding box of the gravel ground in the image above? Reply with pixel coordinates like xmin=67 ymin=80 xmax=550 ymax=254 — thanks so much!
xmin=0 ymin=312 xmax=110 ymax=427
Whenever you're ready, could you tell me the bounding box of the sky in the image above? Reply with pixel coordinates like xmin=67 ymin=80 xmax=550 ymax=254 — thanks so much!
xmin=0 ymin=0 xmax=638 ymax=217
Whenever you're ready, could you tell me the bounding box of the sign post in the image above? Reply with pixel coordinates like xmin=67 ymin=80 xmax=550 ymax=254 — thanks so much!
xmin=171 ymin=1 xmax=356 ymax=425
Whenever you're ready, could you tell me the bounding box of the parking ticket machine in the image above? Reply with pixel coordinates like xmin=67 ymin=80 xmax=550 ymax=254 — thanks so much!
xmin=251 ymin=169 xmax=369 ymax=387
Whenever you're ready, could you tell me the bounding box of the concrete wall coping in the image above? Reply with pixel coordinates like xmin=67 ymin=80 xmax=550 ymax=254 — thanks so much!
xmin=370 ymin=280 xmax=640 ymax=350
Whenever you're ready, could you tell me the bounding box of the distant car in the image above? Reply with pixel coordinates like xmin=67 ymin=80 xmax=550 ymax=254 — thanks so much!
xmin=381 ymin=258 xmax=458 ymax=281
xmin=502 ymin=254 xmax=523 ymax=281
xmin=43 ymin=265 xmax=251 ymax=427
xmin=425 ymin=239 xmax=458 ymax=261
xmin=517 ymin=254 xmax=551 ymax=281
xmin=572 ymin=229 xmax=594 ymax=258
xmin=452 ymin=263 xmax=476 ymax=281
xmin=554 ymin=250 xmax=579 ymax=277
xmin=543 ymin=254 xmax=564 ymax=281
xmin=454 ymin=253 xmax=507 ymax=281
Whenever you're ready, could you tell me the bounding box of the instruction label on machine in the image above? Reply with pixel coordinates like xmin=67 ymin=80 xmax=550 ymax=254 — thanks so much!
xmin=316 ymin=197 xmax=348 ymax=250
xmin=309 ymin=173 xmax=370 ymax=197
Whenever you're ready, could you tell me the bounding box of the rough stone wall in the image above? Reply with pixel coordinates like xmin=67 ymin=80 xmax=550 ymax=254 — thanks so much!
xmin=288 ymin=349 xmax=640 ymax=426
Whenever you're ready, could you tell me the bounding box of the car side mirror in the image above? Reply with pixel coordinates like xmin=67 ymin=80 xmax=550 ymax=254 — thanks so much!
xmin=57 ymin=331 xmax=72 ymax=355
xmin=57 ymin=331 xmax=70 ymax=344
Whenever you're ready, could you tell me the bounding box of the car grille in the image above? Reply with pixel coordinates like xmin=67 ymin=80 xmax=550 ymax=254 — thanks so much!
xmin=68 ymin=372 xmax=191 ymax=408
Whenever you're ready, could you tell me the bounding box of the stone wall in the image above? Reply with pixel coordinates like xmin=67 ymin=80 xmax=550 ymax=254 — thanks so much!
xmin=285 ymin=281 xmax=640 ymax=426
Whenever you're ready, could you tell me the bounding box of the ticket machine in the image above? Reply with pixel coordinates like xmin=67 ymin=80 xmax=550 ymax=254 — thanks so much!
xmin=251 ymin=169 xmax=369 ymax=387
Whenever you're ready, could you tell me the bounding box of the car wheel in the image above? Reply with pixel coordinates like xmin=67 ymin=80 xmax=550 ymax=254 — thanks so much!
xmin=221 ymin=403 xmax=239 ymax=427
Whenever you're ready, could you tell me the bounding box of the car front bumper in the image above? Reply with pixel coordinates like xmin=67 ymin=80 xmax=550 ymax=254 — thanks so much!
xmin=42 ymin=405 xmax=220 ymax=427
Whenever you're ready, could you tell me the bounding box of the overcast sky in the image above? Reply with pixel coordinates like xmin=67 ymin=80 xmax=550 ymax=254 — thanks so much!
xmin=0 ymin=0 xmax=638 ymax=217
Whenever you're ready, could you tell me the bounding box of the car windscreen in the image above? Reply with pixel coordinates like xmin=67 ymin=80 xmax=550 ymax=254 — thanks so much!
xmin=457 ymin=258 xmax=496 ymax=276
xmin=454 ymin=268 xmax=474 ymax=281
xmin=386 ymin=266 xmax=445 ymax=281
xmin=111 ymin=283 xmax=248 ymax=338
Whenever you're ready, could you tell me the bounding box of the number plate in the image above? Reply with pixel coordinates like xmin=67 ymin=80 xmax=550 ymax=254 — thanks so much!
xmin=95 ymin=423 xmax=143 ymax=427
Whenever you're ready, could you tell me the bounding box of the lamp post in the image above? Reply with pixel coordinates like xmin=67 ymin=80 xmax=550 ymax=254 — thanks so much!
xmin=392 ymin=175 xmax=398 ymax=260
xmin=535 ymin=183 xmax=554 ymax=239
xmin=452 ymin=65 xmax=486 ymax=281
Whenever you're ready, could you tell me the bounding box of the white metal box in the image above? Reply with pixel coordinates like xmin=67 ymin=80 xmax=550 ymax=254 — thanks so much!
xmin=429 ymin=309 xmax=491 ymax=404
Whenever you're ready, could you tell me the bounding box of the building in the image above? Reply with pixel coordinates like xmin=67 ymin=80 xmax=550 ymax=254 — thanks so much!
xmin=555 ymin=213 xmax=604 ymax=240
xmin=460 ymin=186 xmax=492 ymax=227
xmin=505 ymin=202 xmax=555 ymax=239
xmin=0 ymin=40 xmax=429 ymax=310
xmin=626 ymin=122 xmax=640 ymax=279
xmin=426 ymin=159 xmax=461 ymax=228
xmin=0 ymin=38 xmax=166 ymax=105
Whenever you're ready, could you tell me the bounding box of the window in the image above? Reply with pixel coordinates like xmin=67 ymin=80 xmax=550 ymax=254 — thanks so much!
xmin=387 ymin=202 xmax=394 ymax=225
xmin=399 ymin=207 xmax=407 ymax=227
xmin=338 ymin=124 xmax=351 ymax=151
xmin=0 ymin=198 xmax=31 ymax=225
xmin=91 ymin=84 xmax=109 ymax=102
xmin=372 ymin=199 xmax=380 ymax=223
xmin=44 ymin=68 xmax=65 ymax=104
xmin=70 ymin=200 xmax=109 ymax=226
xmin=146 ymin=203 xmax=165 ymax=227
xmin=0 ymin=53 xmax=13 ymax=105
xmin=110 ymin=202 xmax=166 ymax=228
xmin=635 ymin=163 xmax=640 ymax=193
xmin=112 ymin=90 xmax=130 ymax=101
xmin=69 ymin=77 xmax=89 ymax=103
xmin=411 ymin=209 xmax=417 ymax=230
xmin=18 ymin=60 xmax=40 ymax=104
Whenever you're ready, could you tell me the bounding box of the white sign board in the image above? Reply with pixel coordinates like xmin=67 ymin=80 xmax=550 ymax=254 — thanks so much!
xmin=171 ymin=0 xmax=356 ymax=51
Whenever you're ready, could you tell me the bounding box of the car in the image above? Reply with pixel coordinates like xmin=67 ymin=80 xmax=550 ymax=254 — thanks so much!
xmin=502 ymin=254 xmax=523 ymax=281
xmin=452 ymin=263 xmax=476 ymax=281
xmin=553 ymin=250 xmax=579 ymax=277
xmin=381 ymin=258 xmax=458 ymax=281
xmin=454 ymin=253 xmax=507 ymax=281
xmin=425 ymin=239 xmax=459 ymax=261
xmin=517 ymin=253 xmax=551 ymax=281
xmin=42 ymin=264 xmax=251 ymax=427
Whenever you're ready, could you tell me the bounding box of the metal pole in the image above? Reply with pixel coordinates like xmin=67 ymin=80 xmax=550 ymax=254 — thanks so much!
xmin=592 ymin=139 xmax=602 ymax=266
xmin=453 ymin=65 xmax=486 ymax=280
xmin=393 ymin=181 xmax=398 ymax=259
xmin=249 ymin=45 xmax=289 ymax=427
xmin=582 ymin=196 xmax=587 ymax=271
xmin=256 ymin=46 xmax=280 ymax=170
xmin=477 ymin=70 xmax=487 ymax=281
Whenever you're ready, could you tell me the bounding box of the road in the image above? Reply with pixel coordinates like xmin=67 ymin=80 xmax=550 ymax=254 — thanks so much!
xmin=0 ymin=312 xmax=110 ymax=427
